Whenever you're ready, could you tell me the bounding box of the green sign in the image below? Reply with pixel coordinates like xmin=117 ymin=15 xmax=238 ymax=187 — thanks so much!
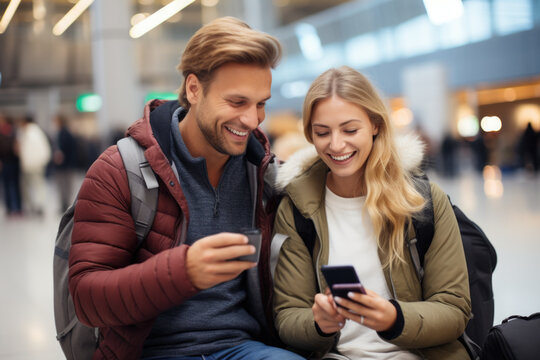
xmin=145 ymin=91 xmax=177 ymax=103
xmin=76 ymin=93 xmax=102 ymax=112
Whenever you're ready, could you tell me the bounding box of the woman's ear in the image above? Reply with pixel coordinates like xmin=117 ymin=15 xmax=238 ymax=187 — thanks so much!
xmin=185 ymin=74 xmax=201 ymax=105
xmin=372 ymin=124 xmax=379 ymax=136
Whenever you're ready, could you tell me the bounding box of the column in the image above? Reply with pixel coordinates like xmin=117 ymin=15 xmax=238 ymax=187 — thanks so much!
xmin=91 ymin=0 xmax=140 ymax=145
xmin=402 ymin=62 xmax=450 ymax=145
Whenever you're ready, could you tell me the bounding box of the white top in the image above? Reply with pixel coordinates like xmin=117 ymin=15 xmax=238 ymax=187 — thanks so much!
xmin=325 ymin=186 xmax=420 ymax=360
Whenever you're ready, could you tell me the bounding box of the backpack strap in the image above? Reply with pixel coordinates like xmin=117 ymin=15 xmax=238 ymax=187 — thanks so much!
xmin=409 ymin=174 xmax=435 ymax=281
xmin=117 ymin=136 xmax=159 ymax=246
xmin=292 ymin=203 xmax=316 ymax=259
xmin=291 ymin=202 xmax=320 ymax=293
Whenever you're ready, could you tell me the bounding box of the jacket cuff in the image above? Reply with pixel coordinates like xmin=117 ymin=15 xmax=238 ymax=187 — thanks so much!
xmin=314 ymin=321 xmax=336 ymax=337
xmin=378 ymin=299 xmax=404 ymax=340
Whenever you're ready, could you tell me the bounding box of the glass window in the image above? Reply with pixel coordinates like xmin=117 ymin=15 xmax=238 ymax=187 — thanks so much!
xmin=345 ymin=33 xmax=380 ymax=67
xmin=464 ymin=0 xmax=492 ymax=42
xmin=378 ymin=28 xmax=397 ymax=62
xmin=394 ymin=15 xmax=438 ymax=58
xmin=493 ymin=0 xmax=533 ymax=35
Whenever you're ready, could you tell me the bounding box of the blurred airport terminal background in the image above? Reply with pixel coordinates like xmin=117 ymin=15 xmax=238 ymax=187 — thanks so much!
xmin=1 ymin=0 xmax=540 ymax=358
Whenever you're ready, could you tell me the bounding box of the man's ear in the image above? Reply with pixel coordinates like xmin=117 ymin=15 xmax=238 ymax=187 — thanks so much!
xmin=185 ymin=74 xmax=201 ymax=105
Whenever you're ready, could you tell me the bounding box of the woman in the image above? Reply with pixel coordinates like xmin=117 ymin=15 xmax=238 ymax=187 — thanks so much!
xmin=272 ymin=66 xmax=471 ymax=359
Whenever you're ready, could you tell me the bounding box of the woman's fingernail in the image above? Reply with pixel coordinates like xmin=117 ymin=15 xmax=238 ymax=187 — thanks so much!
xmin=334 ymin=296 xmax=342 ymax=303
xmin=338 ymin=322 xmax=344 ymax=327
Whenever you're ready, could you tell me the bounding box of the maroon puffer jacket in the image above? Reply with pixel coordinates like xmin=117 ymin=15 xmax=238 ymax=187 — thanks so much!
xmin=69 ymin=100 xmax=279 ymax=359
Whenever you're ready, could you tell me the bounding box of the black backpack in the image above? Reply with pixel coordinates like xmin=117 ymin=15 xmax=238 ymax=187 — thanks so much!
xmin=53 ymin=136 xmax=159 ymax=360
xmin=291 ymin=175 xmax=497 ymax=360
xmin=480 ymin=312 xmax=540 ymax=360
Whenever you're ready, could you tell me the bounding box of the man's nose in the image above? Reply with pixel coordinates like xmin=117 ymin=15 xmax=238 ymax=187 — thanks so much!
xmin=240 ymin=105 xmax=261 ymax=130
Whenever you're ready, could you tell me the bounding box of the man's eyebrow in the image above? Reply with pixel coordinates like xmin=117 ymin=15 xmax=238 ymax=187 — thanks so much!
xmin=225 ymin=94 xmax=272 ymax=102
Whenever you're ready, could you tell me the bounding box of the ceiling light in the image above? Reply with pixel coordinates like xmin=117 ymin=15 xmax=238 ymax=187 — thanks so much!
xmin=202 ymin=0 xmax=219 ymax=7
xmin=423 ymin=0 xmax=464 ymax=25
xmin=0 ymin=0 xmax=22 ymax=34
xmin=129 ymin=0 xmax=195 ymax=39
xmin=131 ymin=13 xmax=149 ymax=27
xmin=33 ymin=0 xmax=46 ymax=21
xmin=295 ymin=23 xmax=323 ymax=61
xmin=52 ymin=0 xmax=94 ymax=36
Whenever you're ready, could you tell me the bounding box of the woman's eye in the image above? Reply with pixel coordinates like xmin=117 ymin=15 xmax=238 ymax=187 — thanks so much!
xmin=314 ymin=132 xmax=329 ymax=137
xmin=344 ymin=129 xmax=357 ymax=134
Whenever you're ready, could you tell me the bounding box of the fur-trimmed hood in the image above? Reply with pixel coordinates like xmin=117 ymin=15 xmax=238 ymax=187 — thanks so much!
xmin=275 ymin=132 xmax=425 ymax=192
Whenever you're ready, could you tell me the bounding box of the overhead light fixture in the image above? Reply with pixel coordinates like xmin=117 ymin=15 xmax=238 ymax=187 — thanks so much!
xmin=423 ymin=0 xmax=464 ymax=25
xmin=0 ymin=0 xmax=22 ymax=34
xmin=295 ymin=23 xmax=323 ymax=61
xmin=52 ymin=0 xmax=94 ymax=36
xmin=129 ymin=0 xmax=195 ymax=39
xmin=201 ymin=0 xmax=219 ymax=7
xmin=33 ymin=0 xmax=46 ymax=20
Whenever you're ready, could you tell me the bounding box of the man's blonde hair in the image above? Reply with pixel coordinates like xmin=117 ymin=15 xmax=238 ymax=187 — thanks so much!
xmin=177 ymin=17 xmax=282 ymax=109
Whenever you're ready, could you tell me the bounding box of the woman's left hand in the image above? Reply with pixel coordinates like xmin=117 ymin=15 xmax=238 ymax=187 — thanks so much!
xmin=334 ymin=288 xmax=397 ymax=332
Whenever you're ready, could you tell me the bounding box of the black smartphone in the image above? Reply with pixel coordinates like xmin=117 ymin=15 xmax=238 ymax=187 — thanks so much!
xmin=234 ymin=228 xmax=262 ymax=263
xmin=321 ymin=265 xmax=364 ymax=298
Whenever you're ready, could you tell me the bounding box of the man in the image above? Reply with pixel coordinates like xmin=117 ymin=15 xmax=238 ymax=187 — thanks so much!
xmin=69 ymin=17 xmax=303 ymax=359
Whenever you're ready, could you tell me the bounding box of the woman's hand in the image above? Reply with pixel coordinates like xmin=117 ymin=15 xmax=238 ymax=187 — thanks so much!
xmin=312 ymin=289 xmax=347 ymax=334
xmin=334 ymin=288 xmax=397 ymax=332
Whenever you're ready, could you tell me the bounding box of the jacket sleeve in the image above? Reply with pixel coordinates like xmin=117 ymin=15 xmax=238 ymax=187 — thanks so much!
xmin=388 ymin=182 xmax=471 ymax=348
xmin=272 ymin=196 xmax=336 ymax=353
xmin=68 ymin=146 xmax=198 ymax=328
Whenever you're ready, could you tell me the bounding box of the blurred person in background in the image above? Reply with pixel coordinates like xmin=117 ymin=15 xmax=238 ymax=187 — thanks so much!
xmin=518 ymin=122 xmax=539 ymax=174
xmin=16 ymin=115 xmax=51 ymax=217
xmin=413 ymin=123 xmax=435 ymax=172
xmin=53 ymin=114 xmax=78 ymax=212
xmin=471 ymin=133 xmax=488 ymax=173
xmin=272 ymin=66 xmax=470 ymax=359
xmin=441 ymin=132 xmax=458 ymax=177
xmin=0 ymin=113 xmax=22 ymax=217
xmin=68 ymin=17 xmax=304 ymax=360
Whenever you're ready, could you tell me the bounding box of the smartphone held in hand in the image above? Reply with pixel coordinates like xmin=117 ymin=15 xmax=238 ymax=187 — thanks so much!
xmin=321 ymin=265 xmax=366 ymax=302
xmin=234 ymin=228 xmax=262 ymax=263
xmin=332 ymin=283 xmax=367 ymax=298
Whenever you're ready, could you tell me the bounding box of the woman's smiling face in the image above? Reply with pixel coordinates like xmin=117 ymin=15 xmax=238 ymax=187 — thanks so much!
xmin=311 ymin=95 xmax=379 ymax=193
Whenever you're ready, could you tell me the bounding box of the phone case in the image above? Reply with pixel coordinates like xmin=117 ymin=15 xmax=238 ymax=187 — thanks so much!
xmin=332 ymin=283 xmax=367 ymax=298
xmin=321 ymin=265 xmax=360 ymax=288
xmin=234 ymin=229 xmax=262 ymax=262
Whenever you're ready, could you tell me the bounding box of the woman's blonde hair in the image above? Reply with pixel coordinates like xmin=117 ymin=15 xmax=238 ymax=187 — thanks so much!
xmin=177 ymin=17 xmax=282 ymax=109
xmin=303 ymin=66 xmax=425 ymax=268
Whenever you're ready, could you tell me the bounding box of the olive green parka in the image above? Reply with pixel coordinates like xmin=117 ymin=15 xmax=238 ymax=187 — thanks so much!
xmin=271 ymin=136 xmax=471 ymax=360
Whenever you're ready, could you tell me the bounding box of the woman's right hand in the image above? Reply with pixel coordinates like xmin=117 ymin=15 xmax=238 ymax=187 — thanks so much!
xmin=312 ymin=290 xmax=346 ymax=334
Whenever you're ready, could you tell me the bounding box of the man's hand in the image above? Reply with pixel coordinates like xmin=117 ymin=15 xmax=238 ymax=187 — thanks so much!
xmin=312 ymin=289 xmax=346 ymax=334
xmin=186 ymin=232 xmax=256 ymax=290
